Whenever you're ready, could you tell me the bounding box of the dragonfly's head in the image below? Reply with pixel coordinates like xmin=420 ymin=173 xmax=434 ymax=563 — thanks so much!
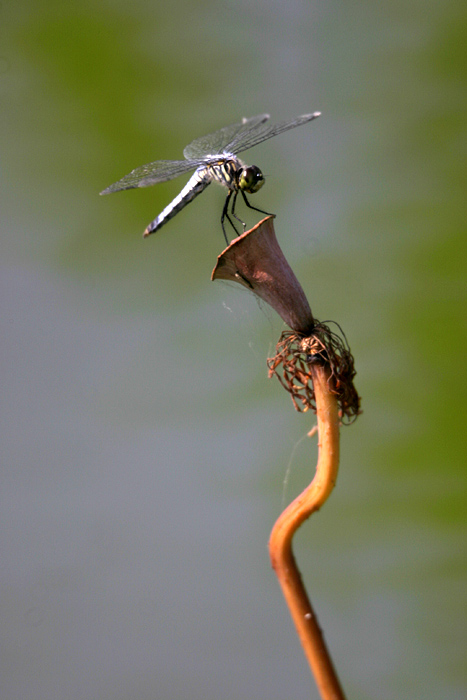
xmin=238 ymin=165 xmax=265 ymax=194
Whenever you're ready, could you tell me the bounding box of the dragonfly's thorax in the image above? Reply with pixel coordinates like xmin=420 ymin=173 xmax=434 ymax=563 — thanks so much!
xmin=207 ymin=156 xmax=265 ymax=194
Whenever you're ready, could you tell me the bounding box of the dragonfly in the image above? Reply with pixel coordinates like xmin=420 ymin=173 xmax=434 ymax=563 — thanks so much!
xmin=100 ymin=112 xmax=321 ymax=243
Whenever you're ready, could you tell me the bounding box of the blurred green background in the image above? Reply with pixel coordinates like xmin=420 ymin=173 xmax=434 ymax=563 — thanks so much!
xmin=1 ymin=1 xmax=465 ymax=699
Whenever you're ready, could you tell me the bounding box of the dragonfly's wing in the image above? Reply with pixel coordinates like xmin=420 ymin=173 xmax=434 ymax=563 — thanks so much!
xmin=226 ymin=112 xmax=321 ymax=156
xmin=183 ymin=114 xmax=270 ymax=160
xmin=100 ymin=159 xmax=200 ymax=194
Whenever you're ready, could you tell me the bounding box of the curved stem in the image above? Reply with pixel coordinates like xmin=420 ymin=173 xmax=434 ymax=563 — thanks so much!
xmin=269 ymin=364 xmax=346 ymax=700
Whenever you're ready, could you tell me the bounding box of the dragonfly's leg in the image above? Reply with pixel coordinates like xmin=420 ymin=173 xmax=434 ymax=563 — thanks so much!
xmin=241 ymin=190 xmax=273 ymax=217
xmin=230 ymin=191 xmax=246 ymax=229
xmin=221 ymin=191 xmax=239 ymax=243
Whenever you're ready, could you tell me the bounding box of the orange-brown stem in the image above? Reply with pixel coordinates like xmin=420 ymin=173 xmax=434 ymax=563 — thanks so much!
xmin=269 ymin=364 xmax=346 ymax=700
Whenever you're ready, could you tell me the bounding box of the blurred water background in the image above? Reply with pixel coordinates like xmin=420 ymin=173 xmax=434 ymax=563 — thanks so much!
xmin=1 ymin=1 xmax=465 ymax=699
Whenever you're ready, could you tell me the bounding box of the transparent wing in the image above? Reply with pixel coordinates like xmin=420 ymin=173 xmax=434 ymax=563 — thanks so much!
xmin=183 ymin=114 xmax=270 ymax=160
xmin=100 ymin=159 xmax=201 ymax=194
xmin=101 ymin=112 xmax=321 ymax=194
xmin=226 ymin=112 xmax=321 ymax=156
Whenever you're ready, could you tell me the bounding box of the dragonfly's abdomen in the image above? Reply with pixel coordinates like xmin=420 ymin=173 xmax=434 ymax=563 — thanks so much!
xmin=143 ymin=168 xmax=211 ymax=238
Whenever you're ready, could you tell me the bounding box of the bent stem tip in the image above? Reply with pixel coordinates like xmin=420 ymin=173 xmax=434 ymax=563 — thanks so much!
xmin=212 ymin=216 xmax=314 ymax=335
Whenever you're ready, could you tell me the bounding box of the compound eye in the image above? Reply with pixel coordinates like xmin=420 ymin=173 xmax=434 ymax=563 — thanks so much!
xmin=239 ymin=166 xmax=265 ymax=193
